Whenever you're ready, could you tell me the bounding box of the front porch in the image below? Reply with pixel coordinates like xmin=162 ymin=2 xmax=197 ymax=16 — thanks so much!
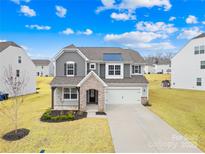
xmin=51 ymin=71 xmax=108 ymax=112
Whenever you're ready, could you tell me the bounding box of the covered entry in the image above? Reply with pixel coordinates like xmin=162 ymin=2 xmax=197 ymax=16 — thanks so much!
xmin=86 ymin=89 xmax=98 ymax=104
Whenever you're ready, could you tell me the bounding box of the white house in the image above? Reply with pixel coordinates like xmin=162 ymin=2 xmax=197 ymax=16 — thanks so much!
xmin=0 ymin=41 xmax=36 ymax=96
xmin=171 ymin=33 xmax=205 ymax=91
xmin=32 ymin=59 xmax=51 ymax=77
xmin=144 ymin=64 xmax=155 ymax=74
xmin=154 ymin=63 xmax=171 ymax=74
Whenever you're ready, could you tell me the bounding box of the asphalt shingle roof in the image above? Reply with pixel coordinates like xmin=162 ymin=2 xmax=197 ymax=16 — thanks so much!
xmin=192 ymin=33 xmax=205 ymax=40
xmin=50 ymin=76 xmax=84 ymax=86
xmin=0 ymin=41 xmax=22 ymax=52
xmin=32 ymin=59 xmax=51 ymax=66
xmin=64 ymin=45 xmax=145 ymax=63
xmin=51 ymin=75 xmax=148 ymax=86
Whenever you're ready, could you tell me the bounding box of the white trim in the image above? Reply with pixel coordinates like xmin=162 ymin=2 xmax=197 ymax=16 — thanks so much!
xmin=105 ymin=63 xmax=123 ymax=79
xmin=85 ymin=61 xmax=87 ymax=76
xmin=77 ymin=71 xmax=107 ymax=87
xmin=62 ymin=87 xmax=78 ymax=101
xmin=106 ymin=87 xmax=142 ymax=90
xmin=65 ymin=61 xmax=75 ymax=77
xmin=54 ymin=48 xmax=89 ymax=61
xmin=89 ymin=63 xmax=96 ymax=70
xmin=54 ymin=61 xmax=56 ymax=77
xmin=131 ymin=64 xmax=142 ymax=75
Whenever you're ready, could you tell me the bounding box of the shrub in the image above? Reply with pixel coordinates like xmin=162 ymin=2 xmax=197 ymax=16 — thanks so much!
xmin=41 ymin=109 xmax=75 ymax=122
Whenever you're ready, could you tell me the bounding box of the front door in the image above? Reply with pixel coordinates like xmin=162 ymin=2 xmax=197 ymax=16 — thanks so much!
xmin=87 ymin=89 xmax=98 ymax=104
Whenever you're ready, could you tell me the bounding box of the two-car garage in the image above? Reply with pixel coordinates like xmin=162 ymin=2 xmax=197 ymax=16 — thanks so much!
xmin=105 ymin=87 xmax=142 ymax=104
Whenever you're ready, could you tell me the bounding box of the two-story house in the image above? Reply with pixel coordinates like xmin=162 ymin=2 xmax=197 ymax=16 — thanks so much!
xmin=51 ymin=44 xmax=148 ymax=112
xmin=0 ymin=41 xmax=36 ymax=96
xmin=172 ymin=33 xmax=205 ymax=90
xmin=32 ymin=59 xmax=51 ymax=77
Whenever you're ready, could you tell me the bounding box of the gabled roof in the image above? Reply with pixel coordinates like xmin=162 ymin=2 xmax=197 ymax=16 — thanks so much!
xmin=192 ymin=33 xmax=205 ymax=40
xmin=77 ymin=71 xmax=107 ymax=87
xmin=62 ymin=44 xmax=145 ymax=63
xmin=64 ymin=44 xmax=76 ymax=48
xmin=32 ymin=59 xmax=50 ymax=66
xmin=0 ymin=41 xmax=22 ymax=52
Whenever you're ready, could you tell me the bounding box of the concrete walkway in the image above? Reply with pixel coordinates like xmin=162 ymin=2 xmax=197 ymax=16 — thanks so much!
xmin=106 ymin=104 xmax=201 ymax=153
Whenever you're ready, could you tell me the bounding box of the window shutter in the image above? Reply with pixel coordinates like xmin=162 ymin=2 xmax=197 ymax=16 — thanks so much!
xmin=64 ymin=63 xmax=67 ymax=76
xmin=75 ymin=63 xmax=77 ymax=75
xmin=139 ymin=65 xmax=141 ymax=74
xmin=132 ymin=65 xmax=134 ymax=74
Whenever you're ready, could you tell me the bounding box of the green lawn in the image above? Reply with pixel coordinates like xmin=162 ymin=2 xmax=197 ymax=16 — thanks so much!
xmin=0 ymin=77 xmax=114 ymax=153
xmin=145 ymin=74 xmax=205 ymax=152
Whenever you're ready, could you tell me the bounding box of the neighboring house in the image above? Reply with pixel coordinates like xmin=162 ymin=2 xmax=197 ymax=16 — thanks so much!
xmin=172 ymin=33 xmax=205 ymax=91
xmin=51 ymin=44 xmax=149 ymax=111
xmin=144 ymin=64 xmax=155 ymax=74
xmin=48 ymin=59 xmax=55 ymax=76
xmin=32 ymin=59 xmax=51 ymax=77
xmin=0 ymin=41 xmax=36 ymax=96
xmin=154 ymin=62 xmax=171 ymax=74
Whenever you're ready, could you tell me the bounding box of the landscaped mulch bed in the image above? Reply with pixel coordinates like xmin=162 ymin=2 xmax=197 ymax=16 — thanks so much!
xmin=40 ymin=109 xmax=87 ymax=122
xmin=2 ymin=128 xmax=30 ymax=141
xmin=96 ymin=112 xmax=106 ymax=115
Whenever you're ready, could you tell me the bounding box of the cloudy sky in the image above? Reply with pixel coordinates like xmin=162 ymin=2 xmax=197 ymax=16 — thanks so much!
xmin=0 ymin=0 xmax=205 ymax=58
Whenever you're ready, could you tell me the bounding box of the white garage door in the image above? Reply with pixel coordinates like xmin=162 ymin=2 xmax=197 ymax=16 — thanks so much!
xmin=106 ymin=87 xmax=141 ymax=104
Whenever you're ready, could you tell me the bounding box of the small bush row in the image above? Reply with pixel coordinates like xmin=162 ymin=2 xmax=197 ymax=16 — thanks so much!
xmin=41 ymin=109 xmax=74 ymax=122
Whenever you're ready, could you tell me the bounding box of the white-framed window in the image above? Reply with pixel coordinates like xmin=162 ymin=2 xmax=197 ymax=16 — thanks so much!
xmin=89 ymin=63 xmax=96 ymax=70
xmin=196 ymin=78 xmax=202 ymax=86
xmin=63 ymin=88 xmax=78 ymax=100
xmin=200 ymin=45 xmax=205 ymax=54
xmin=194 ymin=46 xmax=199 ymax=54
xmin=18 ymin=56 xmax=21 ymax=63
xmin=194 ymin=45 xmax=205 ymax=54
xmin=16 ymin=70 xmax=20 ymax=77
xmin=201 ymin=61 xmax=205 ymax=69
xmin=132 ymin=65 xmax=141 ymax=74
xmin=106 ymin=63 xmax=123 ymax=79
xmin=65 ymin=61 xmax=75 ymax=76
xmin=108 ymin=65 xmax=121 ymax=75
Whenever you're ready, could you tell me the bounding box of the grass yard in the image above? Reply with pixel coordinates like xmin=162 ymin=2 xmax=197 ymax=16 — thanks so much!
xmin=145 ymin=74 xmax=205 ymax=152
xmin=0 ymin=77 xmax=114 ymax=153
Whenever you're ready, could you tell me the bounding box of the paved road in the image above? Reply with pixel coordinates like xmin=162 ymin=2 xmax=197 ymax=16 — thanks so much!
xmin=106 ymin=104 xmax=201 ymax=153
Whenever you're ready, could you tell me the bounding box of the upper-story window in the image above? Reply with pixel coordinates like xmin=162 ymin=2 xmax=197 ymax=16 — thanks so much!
xmin=132 ymin=65 xmax=141 ymax=74
xmin=89 ymin=63 xmax=96 ymax=70
xmin=108 ymin=64 xmax=121 ymax=75
xmin=196 ymin=78 xmax=202 ymax=86
xmin=65 ymin=61 xmax=75 ymax=76
xmin=201 ymin=61 xmax=205 ymax=69
xmin=106 ymin=63 xmax=123 ymax=79
xmin=200 ymin=46 xmax=205 ymax=54
xmin=16 ymin=70 xmax=20 ymax=77
xmin=195 ymin=45 xmax=204 ymax=54
xmin=18 ymin=56 xmax=21 ymax=63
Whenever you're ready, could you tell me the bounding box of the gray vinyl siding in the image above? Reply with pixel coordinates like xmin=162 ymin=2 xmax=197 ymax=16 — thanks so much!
xmin=56 ymin=51 xmax=85 ymax=76
xmin=87 ymin=63 xmax=99 ymax=75
xmin=124 ymin=64 xmax=130 ymax=77
xmin=100 ymin=64 xmax=105 ymax=78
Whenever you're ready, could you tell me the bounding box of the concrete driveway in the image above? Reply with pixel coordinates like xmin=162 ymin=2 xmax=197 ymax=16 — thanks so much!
xmin=106 ymin=104 xmax=201 ymax=153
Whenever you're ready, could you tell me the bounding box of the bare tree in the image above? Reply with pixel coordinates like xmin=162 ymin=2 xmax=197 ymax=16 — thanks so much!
xmin=164 ymin=52 xmax=176 ymax=60
xmin=0 ymin=66 xmax=28 ymax=134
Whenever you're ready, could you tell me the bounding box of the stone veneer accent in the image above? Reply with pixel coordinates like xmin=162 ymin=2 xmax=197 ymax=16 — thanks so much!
xmin=141 ymin=97 xmax=148 ymax=105
xmin=80 ymin=74 xmax=105 ymax=112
